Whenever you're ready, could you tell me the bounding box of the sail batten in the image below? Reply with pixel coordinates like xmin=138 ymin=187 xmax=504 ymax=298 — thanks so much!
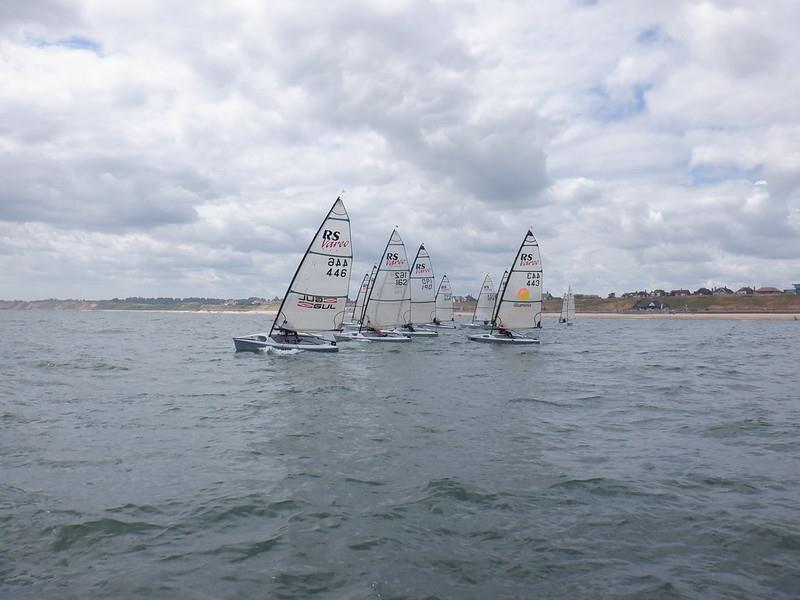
xmin=270 ymin=197 xmax=353 ymax=334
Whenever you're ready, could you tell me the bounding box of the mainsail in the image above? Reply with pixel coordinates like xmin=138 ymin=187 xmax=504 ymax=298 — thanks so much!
xmin=560 ymin=284 xmax=575 ymax=323
xmin=492 ymin=230 xmax=542 ymax=332
xmin=271 ymin=197 xmax=352 ymax=334
xmin=410 ymin=244 xmax=436 ymax=325
xmin=472 ymin=274 xmax=495 ymax=324
xmin=435 ymin=275 xmax=454 ymax=322
xmin=351 ymin=270 xmax=371 ymax=323
xmin=362 ymin=229 xmax=411 ymax=329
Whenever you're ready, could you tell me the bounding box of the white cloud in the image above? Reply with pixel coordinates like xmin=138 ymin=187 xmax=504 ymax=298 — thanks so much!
xmin=1 ymin=0 xmax=799 ymax=300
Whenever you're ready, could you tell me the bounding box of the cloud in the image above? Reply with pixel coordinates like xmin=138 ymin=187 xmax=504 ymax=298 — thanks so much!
xmin=0 ymin=0 xmax=798 ymax=300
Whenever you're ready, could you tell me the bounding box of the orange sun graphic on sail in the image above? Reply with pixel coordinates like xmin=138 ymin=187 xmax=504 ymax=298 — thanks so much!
xmin=517 ymin=288 xmax=530 ymax=300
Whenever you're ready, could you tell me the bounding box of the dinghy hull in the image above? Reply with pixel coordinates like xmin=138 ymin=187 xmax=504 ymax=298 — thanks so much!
xmin=334 ymin=330 xmax=411 ymax=342
xmin=233 ymin=333 xmax=339 ymax=352
xmin=468 ymin=333 xmax=540 ymax=345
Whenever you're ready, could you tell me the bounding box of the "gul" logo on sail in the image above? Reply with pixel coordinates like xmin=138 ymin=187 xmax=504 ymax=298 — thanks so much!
xmin=297 ymin=295 xmax=338 ymax=309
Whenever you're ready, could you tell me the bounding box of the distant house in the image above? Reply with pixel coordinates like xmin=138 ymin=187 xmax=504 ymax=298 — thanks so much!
xmin=694 ymin=287 xmax=713 ymax=296
xmin=575 ymin=294 xmax=599 ymax=299
xmin=736 ymin=287 xmax=754 ymax=295
xmin=670 ymin=289 xmax=690 ymax=296
xmin=622 ymin=291 xmax=648 ymax=298
xmin=607 ymin=292 xmax=616 ymax=299
xmin=651 ymin=289 xmax=666 ymax=297
xmin=756 ymin=287 xmax=782 ymax=294
xmin=713 ymin=287 xmax=734 ymax=296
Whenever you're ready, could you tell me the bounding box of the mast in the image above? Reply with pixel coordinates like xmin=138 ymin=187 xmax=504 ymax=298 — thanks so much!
xmin=472 ymin=274 xmax=493 ymax=324
xmin=492 ymin=270 xmax=508 ymax=325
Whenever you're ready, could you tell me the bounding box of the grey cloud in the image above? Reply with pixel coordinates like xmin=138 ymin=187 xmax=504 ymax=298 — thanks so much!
xmin=266 ymin=2 xmax=549 ymax=206
xmin=0 ymin=151 xmax=206 ymax=230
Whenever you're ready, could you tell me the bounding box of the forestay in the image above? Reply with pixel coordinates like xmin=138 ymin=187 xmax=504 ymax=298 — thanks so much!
xmin=410 ymin=244 xmax=436 ymax=325
xmin=435 ymin=275 xmax=454 ymax=321
xmin=492 ymin=230 xmax=542 ymax=331
xmin=271 ymin=197 xmax=352 ymax=333
xmin=362 ymin=229 xmax=411 ymax=329
xmin=472 ymin=274 xmax=495 ymax=323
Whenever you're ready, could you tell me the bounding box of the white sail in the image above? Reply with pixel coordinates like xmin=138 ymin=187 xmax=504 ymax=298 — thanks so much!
xmin=560 ymin=284 xmax=575 ymax=323
xmin=492 ymin=229 xmax=542 ymax=332
xmin=362 ymin=229 xmax=411 ymax=329
xmin=271 ymin=197 xmax=352 ymax=333
xmin=409 ymin=244 xmax=436 ymax=325
xmin=351 ymin=270 xmax=371 ymax=323
xmin=472 ymin=274 xmax=495 ymax=324
xmin=492 ymin=270 xmax=508 ymax=322
xmin=434 ymin=275 xmax=454 ymax=322
xmin=567 ymin=286 xmax=576 ymax=321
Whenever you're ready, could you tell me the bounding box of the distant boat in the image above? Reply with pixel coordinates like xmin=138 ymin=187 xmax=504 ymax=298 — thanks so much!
xmin=233 ymin=197 xmax=352 ymax=352
xmin=559 ymin=284 xmax=575 ymax=325
xmin=463 ymin=274 xmax=495 ymax=328
xmin=429 ymin=274 xmax=458 ymax=328
xmin=344 ymin=267 xmax=374 ymax=327
xmin=469 ymin=229 xmax=543 ymax=344
xmin=396 ymin=244 xmax=438 ymax=336
xmin=335 ymin=229 xmax=411 ymax=342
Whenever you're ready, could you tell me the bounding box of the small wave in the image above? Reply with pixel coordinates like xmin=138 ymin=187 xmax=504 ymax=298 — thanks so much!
xmin=344 ymin=477 xmax=385 ymax=487
xmin=49 ymin=518 xmax=162 ymax=551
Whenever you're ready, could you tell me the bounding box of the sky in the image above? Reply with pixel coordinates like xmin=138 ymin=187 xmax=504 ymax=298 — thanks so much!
xmin=1 ymin=0 xmax=799 ymax=300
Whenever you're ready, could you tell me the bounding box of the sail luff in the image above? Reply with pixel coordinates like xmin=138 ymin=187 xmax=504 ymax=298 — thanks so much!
xmin=351 ymin=271 xmax=370 ymax=322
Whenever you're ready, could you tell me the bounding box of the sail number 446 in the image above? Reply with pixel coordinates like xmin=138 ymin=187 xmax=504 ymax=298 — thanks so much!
xmin=326 ymin=257 xmax=348 ymax=277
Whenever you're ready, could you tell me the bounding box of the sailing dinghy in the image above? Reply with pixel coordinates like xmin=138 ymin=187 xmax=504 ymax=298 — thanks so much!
xmin=335 ymin=229 xmax=411 ymax=342
xmin=469 ymin=229 xmax=543 ymax=345
xmin=559 ymin=284 xmax=575 ymax=325
xmin=343 ymin=268 xmax=373 ymax=327
xmin=462 ymin=274 xmax=495 ymax=328
xmin=393 ymin=244 xmax=438 ymax=337
xmin=233 ymin=197 xmax=352 ymax=352
xmin=428 ymin=274 xmax=458 ymax=328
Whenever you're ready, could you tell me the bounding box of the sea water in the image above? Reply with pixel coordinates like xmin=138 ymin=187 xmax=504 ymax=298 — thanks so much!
xmin=1 ymin=310 xmax=799 ymax=599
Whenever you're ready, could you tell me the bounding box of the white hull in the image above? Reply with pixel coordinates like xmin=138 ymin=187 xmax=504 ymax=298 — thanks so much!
xmin=233 ymin=332 xmax=339 ymax=352
xmin=468 ymin=333 xmax=540 ymax=345
xmin=334 ymin=330 xmax=412 ymax=343
xmin=391 ymin=327 xmax=438 ymax=337
xmin=426 ymin=321 xmax=459 ymax=329
xmin=462 ymin=322 xmax=491 ymax=329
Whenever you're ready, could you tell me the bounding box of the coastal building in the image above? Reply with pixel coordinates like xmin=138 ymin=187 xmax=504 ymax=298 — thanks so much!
xmin=756 ymin=287 xmax=782 ymax=294
xmin=651 ymin=289 xmax=667 ymax=297
xmin=670 ymin=289 xmax=690 ymax=296
xmin=793 ymin=284 xmax=800 ymax=294
xmin=694 ymin=287 xmax=712 ymax=296
xmin=713 ymin=287 xmax=734 ymax=295
xmin=736 ymin=287 xmax=754 ymax=295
